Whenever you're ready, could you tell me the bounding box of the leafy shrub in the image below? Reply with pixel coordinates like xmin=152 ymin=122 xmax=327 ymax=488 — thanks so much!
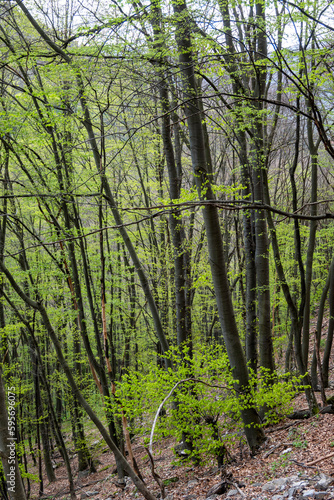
xmin=110 ymin=345 xmax=303 ymax=464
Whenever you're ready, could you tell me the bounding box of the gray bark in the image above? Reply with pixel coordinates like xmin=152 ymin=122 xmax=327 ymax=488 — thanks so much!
xmin=150 ymin=5 xmax=188 ymax=350
xmin=172 ymin=0 xmax=264 ymax=452
xmin=322 ymin=261 xmax=334 ymax=387
xmin=302 ymin=99 xmax=319 ymax=367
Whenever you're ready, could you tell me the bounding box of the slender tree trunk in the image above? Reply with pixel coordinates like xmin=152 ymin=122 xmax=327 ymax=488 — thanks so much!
xmin=0 ymin=259 xmax=157 ymax=500
xmin=302 ymin=98 xmax=319 ymax=367
xmin=251 ymin=2 xmax=274 ymax=373
xmin=265 ymin=204 xmax=318 ymax=413
xmin=311 ymin=257 xmax=333 ymax=387
xmin=237 ymin=132 xmax=257 ymax=370
xmin=0 ymin=367 xmax=27 ymax=500
xmin=218 ymin=0 xmax=275 ymax=373
xmin=322 ymin=261 xmax=334 ymax=387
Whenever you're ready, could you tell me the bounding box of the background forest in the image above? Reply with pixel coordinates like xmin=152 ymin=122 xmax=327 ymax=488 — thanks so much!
xmin=0 ymin=0 xmax=334 ymax=499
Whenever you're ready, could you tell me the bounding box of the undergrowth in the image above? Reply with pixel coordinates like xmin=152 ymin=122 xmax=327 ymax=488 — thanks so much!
xmin=110 ymin=345 xmax=304 ymax=464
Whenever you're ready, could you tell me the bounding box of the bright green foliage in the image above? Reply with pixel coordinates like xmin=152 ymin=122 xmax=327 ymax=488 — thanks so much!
xmin=110 ymin=345 xmax=303 ymax=464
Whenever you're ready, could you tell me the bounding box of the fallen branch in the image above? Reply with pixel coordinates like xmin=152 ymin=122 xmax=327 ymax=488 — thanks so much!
xmin=289 ymin=459 xmax=319 ymax=469
xmin=306 ymin=451 xmax=334 ymax=466
xmin=226 ymin=480 xmax=246 ymax=498
xmin=264 ymin=442 xmax=294 ymax=458
xmin=267 ymin=422 xmax=298 ymax=433
xmin=287 ymin=409 xmax=311 ymax=419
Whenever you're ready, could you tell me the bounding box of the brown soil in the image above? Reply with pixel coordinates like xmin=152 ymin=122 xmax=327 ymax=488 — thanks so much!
xmin=24 ymin=387 xmax=334 ymax=500
xmin=27 ymin=316 xmax=334 ymax=500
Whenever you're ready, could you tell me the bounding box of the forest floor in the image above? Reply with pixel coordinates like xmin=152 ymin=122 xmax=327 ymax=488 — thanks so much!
xmin=28 ymin=318 xmax=334 ymax=500
xmin=30 ymin=394 xmax=334 ymax=500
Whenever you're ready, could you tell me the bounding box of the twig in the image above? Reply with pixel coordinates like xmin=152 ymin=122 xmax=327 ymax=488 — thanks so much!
xmin=289 ymin=459 xmax=319 ymax=469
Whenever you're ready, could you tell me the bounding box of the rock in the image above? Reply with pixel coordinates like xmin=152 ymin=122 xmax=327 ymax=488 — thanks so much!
xmin=262 ymin=483 xmax=277 ymax=492
xmin=187 ymin=480 xmax=198 ymax=488
xmin=287 ymin=486 xmax=297 ymax=498
xmin=80 ymin=492 xmax=99 ymax=499
xmin=272 ymin=496 xmax=284 ymax=500
xmin=291 ymin=480 xmax=309 ymax=488
xmin=287 ymin=475 xmax=299 ymax=481
xmin=262 ymin=478 xmax=289 ymax=492
xmin=226 ymin=490 xmax=239 ymax=497
xmin=78 ymin=469 xmax=90 ymax=479
xmin=302 ymin=489 xmax=329 ymax=498
xmin=316 ymin=473 xmax=334 ymax=490
xmin=302 ymin=489 xmax=316 ymax=498
xmin=206 ymin=481 xmax=228 ymax=496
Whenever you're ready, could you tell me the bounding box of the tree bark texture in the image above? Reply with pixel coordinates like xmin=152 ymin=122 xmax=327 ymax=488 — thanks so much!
xmin=172 ymin=0 xmax=265 ymax=452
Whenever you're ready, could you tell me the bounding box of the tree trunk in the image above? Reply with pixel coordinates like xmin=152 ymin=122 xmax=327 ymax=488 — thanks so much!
xmin=172 ymin=0 xmax=265 ymax=452
xmin=302 ymin=109 xmax=318 ymax=367
xmin=0 ymin=367 xmax=27 ymax=500
xmin=322 ymin=260 xmax=334 ymax=387
xmin=237 ymin=132 xmax=257 ymax=371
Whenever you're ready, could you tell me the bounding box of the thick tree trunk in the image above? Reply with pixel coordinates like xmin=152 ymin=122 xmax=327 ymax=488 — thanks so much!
xmin=172 ymin=0 xmax=264 ymax=452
